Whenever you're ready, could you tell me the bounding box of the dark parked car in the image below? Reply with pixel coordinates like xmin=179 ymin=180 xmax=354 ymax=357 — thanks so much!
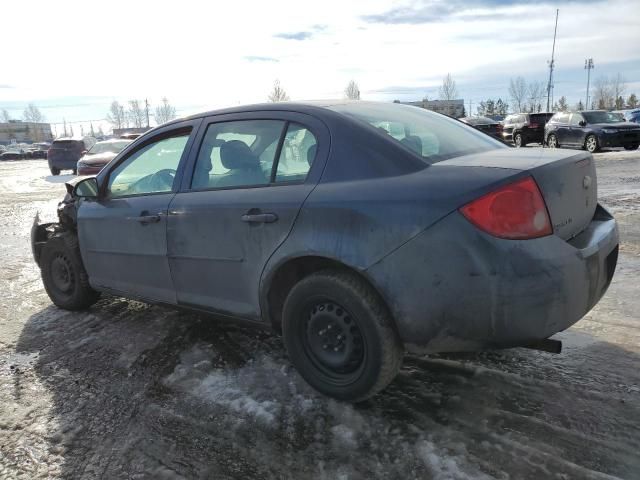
xmin=545 ymin=110 xmax=640 ymax=152
xmin=614 ymin=108 xmax=640 ymax=124
xmin=77 ymin=139 xmax=132 ymax=176
xmin=47 ymin=138 xmax=95 ymax=175
xmin=502 ymin=112 xmax=554 ymax=147
xmin=31 ymin=101 xmax=618 ymax=401
xmin=0 ymin=151 xmax=24 ymax=160
xmin=26 ymin=143 xmax=50 ymax=159
xmin=459 ymin=116 xmax=503 ymax=140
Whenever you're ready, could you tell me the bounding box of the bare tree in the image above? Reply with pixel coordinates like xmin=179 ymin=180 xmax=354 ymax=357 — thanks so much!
xmin=23 ymin=103 xmax=44 ymax=123
xmin=628 ymin=93 xmax=638 ymax=108
xmin=508 ymin=77 xmax=527 ymax=113
xmin=527 ymin=81 xmax=545 ymax=112
xmin=345 ymin=80 xmax=361 ymax=100
xmin=106 ymin=101 xmax=127 ymax=129
xmin=611 ymin=73 xmax=626 ymax=104
xmin=268 ymin=80 xmax=290 ymax=102
xmin=128 ymin=100 xmax=146 ymax=128
xmin=438 ymin=73 xmax=459 ymax=101
xmin=1 ymin=109 xmax=11 ymax=123
xmin=155 ymin=97 xmax=177 ymax=125
xmin=557 ymin=96 xmax=568 ymax=112
xmin=593 ymin=76 xmax=614 ymax=110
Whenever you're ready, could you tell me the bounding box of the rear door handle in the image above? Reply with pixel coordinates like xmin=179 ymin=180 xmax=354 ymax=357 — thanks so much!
xmin=241 ymin=213 xmax=278 ymax=223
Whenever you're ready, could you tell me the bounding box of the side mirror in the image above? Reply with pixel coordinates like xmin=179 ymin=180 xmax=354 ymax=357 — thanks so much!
xmin=579 ymin=121 xmax=587 ymax=127
xmin=73 ymin=177 xmax=99 ymax=199
xmin=81 ymin=150 xmax=88 ymax=155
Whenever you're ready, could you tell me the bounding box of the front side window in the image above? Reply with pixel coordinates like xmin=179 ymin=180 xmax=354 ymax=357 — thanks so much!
xmin=108 ymin=132 xmax=190 ymax=197
xmin=570 ymin=114 xmax=584 ymax=126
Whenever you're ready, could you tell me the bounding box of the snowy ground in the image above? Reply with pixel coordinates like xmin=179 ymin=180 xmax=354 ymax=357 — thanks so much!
xmin=0 ymin=150 xmax=639 ymax=479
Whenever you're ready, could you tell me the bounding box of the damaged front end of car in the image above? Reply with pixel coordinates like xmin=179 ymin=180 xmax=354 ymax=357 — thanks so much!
xmin=31 ymin=177 xmax=85 ymax=267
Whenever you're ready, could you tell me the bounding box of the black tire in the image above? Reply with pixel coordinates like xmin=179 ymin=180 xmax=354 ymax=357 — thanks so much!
xmin=282 ymin=270 xmax=403 ymax=402
xmin=72 ymin=169 xmax=77 ymax=175
xmin=585 ymin=134 xmax=599 ymax=153
xmin=624 ymin=144 xmax=639 ymax=151
xmin=514 ymin=133 xmax=523 ymax=148
xmin=50 ymin=167 xmax=60 ymax=176
xmin=547 ymin=133 xmax=558 ymax=148
xmin=40 ymin=232 xmax=100 ymax=310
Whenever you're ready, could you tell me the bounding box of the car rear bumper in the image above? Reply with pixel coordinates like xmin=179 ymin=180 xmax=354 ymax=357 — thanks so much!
xmin=49 ymin=157 xmax=80 ymax=169
xmin=366 ymin=204 xmax=619 ymax=353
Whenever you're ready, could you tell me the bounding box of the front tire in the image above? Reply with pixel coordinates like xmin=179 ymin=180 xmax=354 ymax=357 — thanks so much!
xmin=282 ymin=270 xmax=403 ymax=402
xmin=50 ymin=167 xmax=60 ymax=176
xmin=514 ymin=133 xmax=523 ymax=148
xmin=585 ymin=134 xmax=599 ymax=153
xmin=547 ymin=133 xmax=558 ymax=148
xmin=40 ymin=233 xmax=100 ymax=310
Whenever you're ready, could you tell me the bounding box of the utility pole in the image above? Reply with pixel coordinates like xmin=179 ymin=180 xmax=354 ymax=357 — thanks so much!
xmin=468 ymin=100 xmax=473 ymax=116
xmin=546 ymin=9 xmax=559 ymax=113
xmin=145 ymin=98 xmax=150 ymax=128
xmin=585 ymin=58 xmax=594 ymax=110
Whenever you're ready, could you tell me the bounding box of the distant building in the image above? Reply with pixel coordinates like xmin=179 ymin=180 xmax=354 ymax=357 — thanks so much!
xmin=397 ymin=99 xmax=465 ymax=118
xmin=0 ymin=120 xmax=53 ymax=144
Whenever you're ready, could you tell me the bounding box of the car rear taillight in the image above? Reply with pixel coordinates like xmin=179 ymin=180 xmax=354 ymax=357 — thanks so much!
xmin=460 ymin=176 xmax=552 ymax=239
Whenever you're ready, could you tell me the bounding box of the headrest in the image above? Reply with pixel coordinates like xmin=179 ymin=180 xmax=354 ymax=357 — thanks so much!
xmin=220 ymin=140 xmax=258 ymax=169
xmin=307 ymin=144 xmax=317 ymax=166
xmin=401 ymin=135 xmax=422 ymax=155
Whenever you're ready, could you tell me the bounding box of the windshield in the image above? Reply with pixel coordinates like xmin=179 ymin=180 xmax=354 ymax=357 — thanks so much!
xmin=329 ymin=102 xmax=505 ymax=163
xmin=88 ymin=140 xmax=131 ymax=155
xmin=583 ymin=111 xmax=624 ymax=124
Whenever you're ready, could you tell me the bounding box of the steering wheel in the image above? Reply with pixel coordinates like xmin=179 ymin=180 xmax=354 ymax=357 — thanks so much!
xmin=129 ymin=168 xmax=176 ymax=193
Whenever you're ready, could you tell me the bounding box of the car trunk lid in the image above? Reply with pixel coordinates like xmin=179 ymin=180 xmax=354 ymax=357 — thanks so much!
xmin=434 ymin=148 xmax=598 ymax=240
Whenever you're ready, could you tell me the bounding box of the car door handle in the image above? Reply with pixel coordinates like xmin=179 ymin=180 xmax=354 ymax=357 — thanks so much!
xmin=241 ymin=213 xmax=278 ymax=223
xmin=128 ymin=211 xmax=163 ymax=225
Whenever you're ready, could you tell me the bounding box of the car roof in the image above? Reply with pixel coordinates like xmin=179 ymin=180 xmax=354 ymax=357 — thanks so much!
xmin=158 ymin=100 xmax=374 ymax=129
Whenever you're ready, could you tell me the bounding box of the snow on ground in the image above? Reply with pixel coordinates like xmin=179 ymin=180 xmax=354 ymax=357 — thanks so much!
xmin=0 ymin=152 xmax=639 ymax=479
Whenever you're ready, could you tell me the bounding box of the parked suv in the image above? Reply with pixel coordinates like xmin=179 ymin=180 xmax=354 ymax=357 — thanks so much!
xmin=48 ymin=138 xmax=96 ymax=175
xmin=545 ymin=110 xmax=640 ymax=153
xmin=502 ymin=112 xmax=554 ymax=147
xmin=614 ymin=108 xmax=640 ymax=124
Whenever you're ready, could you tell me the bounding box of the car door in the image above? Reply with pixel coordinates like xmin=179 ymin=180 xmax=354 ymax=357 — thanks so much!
xmin=567 ymin=113 xmax=586 ymax=146
xmin=553 ymin=113 xmax=571 ymax=144
xmin=167 ymin=112 xmax=329 ymax=320
xmin=77 ymin=121 xmax=198 ymax=303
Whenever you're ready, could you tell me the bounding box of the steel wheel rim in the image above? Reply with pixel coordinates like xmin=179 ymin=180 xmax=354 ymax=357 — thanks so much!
xmin=302 ymin=300 xmax=366 ymax=385
xmin=51 ymin=254 xmax=74 ymax=293
xmin=515 ymin=135 xmax=522 ymax=147
xmin=548 ymin=135 xmax=557 ymax=148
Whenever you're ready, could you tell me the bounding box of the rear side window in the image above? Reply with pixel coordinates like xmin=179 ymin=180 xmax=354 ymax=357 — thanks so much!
xmin=192 ymin=120 xmax=284 ymax=190
xmin=275 ymin=124 xmax=317 ymax=183
xmin=329 ymin=102 xmax=504 ymax=163
xmin=553 ymin=113 xmax=570 ymax=124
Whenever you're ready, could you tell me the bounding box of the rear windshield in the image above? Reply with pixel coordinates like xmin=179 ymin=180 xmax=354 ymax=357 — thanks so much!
xmin=88 ymin=140 xmax=130 ymax=155
xmin=583 ymin=111 xmax=623 ymax=124
xmin=464 ymin=116 xmax=496 ymax=125
xmin=530 ymin=113 xmax=553 ymax=123
xmin=52 ymin=140 xmax=84 ymax=149
xmin=329 ymin=103 xmax=505 ymax=163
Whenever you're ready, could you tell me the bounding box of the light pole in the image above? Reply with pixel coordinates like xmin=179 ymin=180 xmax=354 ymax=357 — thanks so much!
xmin=585 ymin=58 xmax=594 ymax=109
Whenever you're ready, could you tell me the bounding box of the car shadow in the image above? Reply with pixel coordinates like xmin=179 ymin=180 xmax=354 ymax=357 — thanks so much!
xmin=10 ymin=292 xmax=640 ymax=479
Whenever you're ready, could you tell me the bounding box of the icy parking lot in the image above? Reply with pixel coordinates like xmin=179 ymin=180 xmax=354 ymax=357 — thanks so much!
xmin=1 ymin=151 xmax=639 ymax=479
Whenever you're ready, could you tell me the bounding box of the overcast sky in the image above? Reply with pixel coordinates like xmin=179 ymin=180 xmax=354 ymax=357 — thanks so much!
xmin=2 ymin=0 xmax=639 ymax=132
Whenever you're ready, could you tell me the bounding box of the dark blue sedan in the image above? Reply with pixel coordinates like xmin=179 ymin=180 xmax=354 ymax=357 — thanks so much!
xmin=32 ymin=101 xmax=618 ymax=401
